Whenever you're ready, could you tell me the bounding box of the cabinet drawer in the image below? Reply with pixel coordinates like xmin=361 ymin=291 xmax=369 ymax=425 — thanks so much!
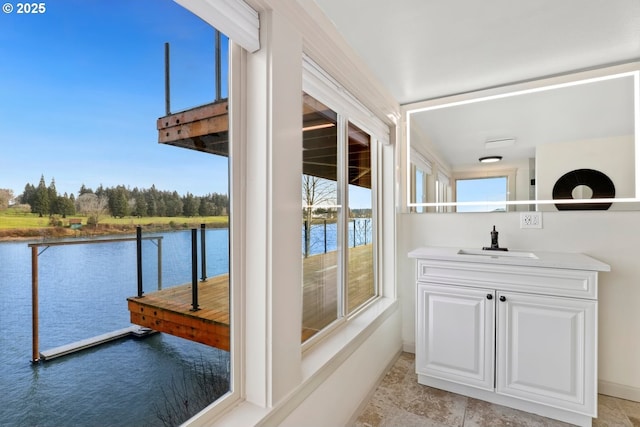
xmin=417 ymin=259 xmax=597 ymax=299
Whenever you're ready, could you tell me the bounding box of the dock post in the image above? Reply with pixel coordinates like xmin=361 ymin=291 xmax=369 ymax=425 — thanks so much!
xmin=324 ymin=219 xmax=327 ymax=253
xmin=157 ymin=237 xmax=162 ymax=291
xmin=164 ymin=42 xmax=171 ymax=115
xmin=190 ymin=229 xmax=199 ymax=311
xmin=136 ymin=226 xmax=143 ymax=297
xmin=215 ymin=29 xmax=221 ymax=102
xmin=31 ymin=245 xmax=39 ymax=363
xmin=200 ymin=224 xmax=207 ymax=281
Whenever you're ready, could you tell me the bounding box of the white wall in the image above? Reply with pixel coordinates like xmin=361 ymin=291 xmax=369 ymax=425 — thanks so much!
xmin=536 ymin=136 xmax=634 ymax=208
xmin=397 ymin=210 xmax=640 ymax=401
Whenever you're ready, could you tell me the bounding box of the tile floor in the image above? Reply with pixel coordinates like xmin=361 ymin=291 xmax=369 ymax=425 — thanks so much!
xmin=354 ymin=352 xmax=640 ymax=427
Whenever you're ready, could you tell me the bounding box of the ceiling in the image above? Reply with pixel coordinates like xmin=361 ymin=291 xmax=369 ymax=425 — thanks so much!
xmin=312 ymin=0 xmax=640 ymax=104
xmin=311 ymin=0 xmax=640 ymax=170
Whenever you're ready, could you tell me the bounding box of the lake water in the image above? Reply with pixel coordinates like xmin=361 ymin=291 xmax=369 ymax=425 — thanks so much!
xmin=0 ymin=229 xmax=230 ymax=427
xmin=0 ymin=222 xmax=370 ymax=426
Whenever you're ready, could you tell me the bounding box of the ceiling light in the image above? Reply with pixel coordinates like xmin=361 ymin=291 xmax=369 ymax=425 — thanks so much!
xmin=479 ymin=156 xmax=502 ymax=163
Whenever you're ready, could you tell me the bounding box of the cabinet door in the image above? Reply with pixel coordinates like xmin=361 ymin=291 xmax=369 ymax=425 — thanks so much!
xmin=416 ymin=283 xmax=495 ymax=391
xmin=496 ymin=292 xmax=597 ymax=416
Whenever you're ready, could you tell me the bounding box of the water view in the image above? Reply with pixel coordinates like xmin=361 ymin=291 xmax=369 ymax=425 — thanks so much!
xmin=0 ymin=229 xmax=230 ymax=427
xmin=0 ymin=222 xmax=371 ymax=426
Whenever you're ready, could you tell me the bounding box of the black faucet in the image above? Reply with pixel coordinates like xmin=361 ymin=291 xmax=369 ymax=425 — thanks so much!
xmin=483 ymin=225 xmax=508 ymax=251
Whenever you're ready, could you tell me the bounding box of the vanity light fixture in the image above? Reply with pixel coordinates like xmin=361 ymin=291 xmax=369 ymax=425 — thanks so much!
xmin=479 ymin=156 xmax=503 ymax=163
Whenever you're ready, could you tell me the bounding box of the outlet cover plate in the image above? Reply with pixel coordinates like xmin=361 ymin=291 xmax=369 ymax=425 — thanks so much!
xmin=520 ymin=212 xmax=542 ymax=229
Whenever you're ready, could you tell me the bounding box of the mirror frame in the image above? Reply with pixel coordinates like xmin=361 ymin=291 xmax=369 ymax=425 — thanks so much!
xmin=401 ymin=62 xmax=640 ymax=212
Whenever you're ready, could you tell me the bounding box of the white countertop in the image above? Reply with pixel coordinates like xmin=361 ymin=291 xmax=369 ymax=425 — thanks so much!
xmin=408 ymin=247 xmax=611 ymax=272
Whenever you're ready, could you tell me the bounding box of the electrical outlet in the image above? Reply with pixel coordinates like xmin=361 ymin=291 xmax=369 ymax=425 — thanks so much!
xmin=520 ymin=211 xmax=542 ymax=229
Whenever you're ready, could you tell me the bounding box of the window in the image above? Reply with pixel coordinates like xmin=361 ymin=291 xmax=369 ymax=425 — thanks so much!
xmin=347 ymin=121 xmax=374 ymax=313
xmin=410 ymin=149 xmax=432 ymax=213
xmin=455 ymin=176 xmax=508 ymax=212
xmin=301 ymin=93 xmax=377 ymax=342
xmin=302 ymin=95 xmax=339 ymax=339
xmin=453 ymin=168 xmax=516 ymax=212
xmin=0 ymin=1 xmax=245 ymax=425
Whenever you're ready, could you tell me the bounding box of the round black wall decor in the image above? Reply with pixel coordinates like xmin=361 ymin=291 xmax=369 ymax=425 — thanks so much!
xmin=552 ymin=168 xmax=615 ymax=210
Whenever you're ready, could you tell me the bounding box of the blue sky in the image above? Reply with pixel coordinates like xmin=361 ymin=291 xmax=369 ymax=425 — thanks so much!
xmin=0 ymin=0 xmax=229 ymax=198
xmin=456 ymin=176 xmax=507 ymax=212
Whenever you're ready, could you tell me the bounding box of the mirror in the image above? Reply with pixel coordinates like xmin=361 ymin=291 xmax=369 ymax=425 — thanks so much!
xmin=403 ymin=64 xmax=640 ymax=212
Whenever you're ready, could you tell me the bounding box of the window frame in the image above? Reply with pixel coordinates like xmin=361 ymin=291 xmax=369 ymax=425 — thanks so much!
xmin=302 ymin=58 xmax=386 ymax=349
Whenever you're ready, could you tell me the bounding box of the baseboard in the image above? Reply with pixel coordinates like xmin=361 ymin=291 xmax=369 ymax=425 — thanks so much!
xmin=599 ymin=380 xmax=640 ymax=402
xmin=402 ymin=340 xmax=415 ymax=354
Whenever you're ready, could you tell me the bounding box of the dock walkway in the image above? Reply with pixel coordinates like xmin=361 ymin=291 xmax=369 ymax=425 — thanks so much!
xmin=127 ymin=275 xmax=230 ymax=350
xmin=40 ymin=326 xmax=156 ymax=361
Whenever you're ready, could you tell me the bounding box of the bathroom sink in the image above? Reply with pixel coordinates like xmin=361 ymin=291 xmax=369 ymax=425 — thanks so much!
xmin=457 ymin=249 xmax=538 ymax=259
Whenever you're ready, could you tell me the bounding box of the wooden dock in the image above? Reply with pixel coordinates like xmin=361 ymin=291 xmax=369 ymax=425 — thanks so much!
xmin=128 ymin=244 xmax=374 ymax=349
xmin=128 ymin=274 xmax=230 ymax=351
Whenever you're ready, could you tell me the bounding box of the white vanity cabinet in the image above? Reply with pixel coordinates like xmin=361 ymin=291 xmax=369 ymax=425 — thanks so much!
xmin=410 ymin=247 xmax=609 ymax=427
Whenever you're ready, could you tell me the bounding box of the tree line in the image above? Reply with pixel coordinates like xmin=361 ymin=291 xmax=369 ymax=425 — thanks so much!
xmin=12 ymin=175 xmax=228 ymax=222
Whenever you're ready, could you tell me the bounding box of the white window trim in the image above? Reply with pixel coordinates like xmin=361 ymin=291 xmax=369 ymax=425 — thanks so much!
xmin=182 ymin=41 xmax=246 ymax=426
xmin=303 ymin=55 xmax=389 ymax=145
xmin=410 ymin=147 xmax=432 ymax=175
xmin=175 ymin=0 xmax=260 ymax=53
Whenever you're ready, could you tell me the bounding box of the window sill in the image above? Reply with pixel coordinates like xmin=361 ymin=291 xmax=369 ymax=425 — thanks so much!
xmin=186 ymin=297 xmax=398 ymax=427
xmin=301 ymin=296 xmax=397 ymax=381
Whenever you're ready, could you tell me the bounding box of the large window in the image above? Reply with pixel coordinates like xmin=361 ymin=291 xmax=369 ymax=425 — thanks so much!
xmin=301 ymin=93 xmax=377 ymax=343
xmin=0 ymin=1 xmax=240 ymax=425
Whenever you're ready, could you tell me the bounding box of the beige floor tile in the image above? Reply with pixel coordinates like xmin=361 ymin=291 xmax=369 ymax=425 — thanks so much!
xmin=462 ymin=398 xmax=572 ymax=427
xmin=355 ymin=353 xmax=640 ymax=427
xmin=593 ymin=395 xmax=633 ymax=427
xmin=617 ymin=398 xmax=640 ymax=427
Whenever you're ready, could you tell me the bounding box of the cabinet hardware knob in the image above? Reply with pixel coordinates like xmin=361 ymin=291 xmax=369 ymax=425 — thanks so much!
xmin=499 ymin=296 xmax=506 ymax=302
xmin=486 ymin=294 xmax=493 ymax=300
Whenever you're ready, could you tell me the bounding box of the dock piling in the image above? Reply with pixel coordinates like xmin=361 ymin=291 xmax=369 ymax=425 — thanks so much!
xmin=191 ymin=228 xmax=199 ymax=311
xmin=31 ymin=245 xmax=39 ymax=363
xmin=200 ymin=223 xmax=207 ymax=281
xmin=136 ymin=226 xmax=143 ymax=297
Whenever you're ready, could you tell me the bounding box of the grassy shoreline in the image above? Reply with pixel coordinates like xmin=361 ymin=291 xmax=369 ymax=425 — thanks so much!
xmin=0 ymin=213 xmax=229 ymax=242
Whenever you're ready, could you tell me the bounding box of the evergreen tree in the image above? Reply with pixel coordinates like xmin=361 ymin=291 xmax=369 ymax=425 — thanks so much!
xmin=132 ymin=193 xmax=147 ymax=217
xmin=20 ymin=183 xmax=36 ymax=207
xmin=79 ymin=184 xmax=93 ymax=195
xmin=111 ymin=186 xmax=129 ymax=217
xmin=199 ymin=199 xmax=215 ymax=216
xmin=182 ymin=193 xmax=198 ymax=217
xmin=57 ymin=193 xmax=76 ymax=217
xmin=32 ymin=175 xmax=50 ymax=217
xmin=48 ymin=178 xmax=58 ymax=215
